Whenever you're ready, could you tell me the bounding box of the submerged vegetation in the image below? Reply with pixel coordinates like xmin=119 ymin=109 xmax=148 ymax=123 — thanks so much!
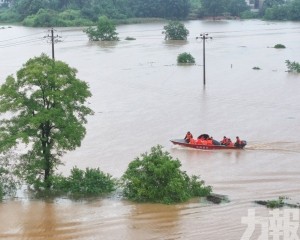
xmin=121 ymin=145 xmax=212 ymax=204
xmin=274 ymin=44 xmax=286 ymax=49
xmin=163 ymin=21 xmax=189 ymax=40
xmin=51 ymin=167 xmax=116 ymax=197
xmin=84 ymin=16 xmax=119 ymax=41
xmin=177 ymin=52 xmax=195 ymax=64
xmin=255 ymin=196 xmax=300 ymax=209
xmin=286 ymin=60 xmax=300 ymax=73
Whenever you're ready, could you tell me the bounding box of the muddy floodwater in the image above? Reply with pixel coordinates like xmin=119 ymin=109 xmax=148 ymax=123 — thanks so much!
xmin=0 ymin=20 xmax=300 ymax=239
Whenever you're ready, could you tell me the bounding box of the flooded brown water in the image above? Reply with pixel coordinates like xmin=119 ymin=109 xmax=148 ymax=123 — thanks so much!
xmin=0 ymin=20 xmax=300 ymax=239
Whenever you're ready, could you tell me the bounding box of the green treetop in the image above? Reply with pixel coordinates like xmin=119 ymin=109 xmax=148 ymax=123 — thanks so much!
xmin=85 ymin=16 xmax=119 ymax=41
xmin=163 ymin=21 xmax=189 ymax=40
xmin=0 ymin=54 xmax=93 ymax=189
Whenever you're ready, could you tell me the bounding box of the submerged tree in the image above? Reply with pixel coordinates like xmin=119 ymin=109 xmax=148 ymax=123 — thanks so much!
xmin=0 ymin=54 xmax=93 ymax=189
xmin=177 ymin=52 xmax=195 ymax=64
xmin=286 ymin=60 xmax=300 ymax=73
xmin=122 ymin=145 xmax=212 ymax=204
xmin=163 ymin=21 xmax=189 ymax=40
xmin=84 ymin=15 xmax=119 ymax=41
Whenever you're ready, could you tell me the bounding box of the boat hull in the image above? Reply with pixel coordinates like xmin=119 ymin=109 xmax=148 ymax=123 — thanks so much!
xmin=170 ymin=139 xmax=246 ymax=150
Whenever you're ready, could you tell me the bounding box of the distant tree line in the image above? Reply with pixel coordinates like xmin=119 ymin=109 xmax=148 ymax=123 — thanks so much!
xmin=0 ymin=0 xmax=300 ymax=26
xmin=261 ymin=0 xmax=300 ymax=20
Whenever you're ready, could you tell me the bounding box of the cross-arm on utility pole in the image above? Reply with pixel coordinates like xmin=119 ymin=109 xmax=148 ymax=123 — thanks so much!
xmin=44 ymin=28 xmax=62 ymax=60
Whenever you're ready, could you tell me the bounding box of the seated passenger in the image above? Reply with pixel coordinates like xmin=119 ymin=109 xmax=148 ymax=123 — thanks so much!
xmin=227 ymin=138 xmax=234 ymax=147
xmin=184 ymin=131 xmax=193 ymax=143
xmin=234 ymin=136 xmax=241 ymax=147
xmin=207 ymin=137 xmax=213 ymax=145
xmin=221 ymin=136 xmax=228 ymax=145
xmin=189 ymin=138 xmax=196 ymax=144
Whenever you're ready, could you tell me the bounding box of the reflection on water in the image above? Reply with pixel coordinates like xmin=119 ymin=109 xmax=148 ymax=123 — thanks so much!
xmin=1 ymin=20 xmax=300 ymax=239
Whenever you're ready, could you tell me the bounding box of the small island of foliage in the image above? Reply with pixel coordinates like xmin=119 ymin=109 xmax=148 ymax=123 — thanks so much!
xmin=1 ymin=0 xmax=300 ymax=27
xmin=286 ymin=60 xmax=300 ymax=73
xmin=121 ymin=145 xmax=212 ymax=204
xmin=177 ymin=52 xmax=196 ymax=64
xmin=274 ymin=44 xmax=286 ymax=49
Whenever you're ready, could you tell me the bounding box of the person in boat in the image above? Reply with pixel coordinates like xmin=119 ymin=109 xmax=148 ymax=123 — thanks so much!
xmin=184 ymin=131 xmax=193 ymax=143
xmin=220 ymin=136 xmax=228 ymax=145
xmin=234 ymin=136 xmax=241 ymax=148
xmin=207 ymin=137 xmax=213 ymax=145
xmin=227 ymin=138 xmax=234 ymax=147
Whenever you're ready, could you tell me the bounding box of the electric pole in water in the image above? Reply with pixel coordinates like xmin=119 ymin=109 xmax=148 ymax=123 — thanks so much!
xmin=44 ymin=28 xmax=62 ymax=60
xmin=197 ymin=33 xmax=212 ymax=86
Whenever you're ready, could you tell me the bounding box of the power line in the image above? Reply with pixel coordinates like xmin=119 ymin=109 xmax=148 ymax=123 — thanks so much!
xmin=0 ymin=31 xmax=46 ymax=43
xmin=0 ymin=38 xmax=44 ymax=48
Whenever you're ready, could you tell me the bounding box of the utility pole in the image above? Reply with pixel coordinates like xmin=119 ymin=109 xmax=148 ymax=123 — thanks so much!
xmin=44 ymin=28 xmax=62 ymax=60
xmin=197 ymin=33 xmax=212 ymax=86
xmin=51 ymin=28 xmax=55 ymax=60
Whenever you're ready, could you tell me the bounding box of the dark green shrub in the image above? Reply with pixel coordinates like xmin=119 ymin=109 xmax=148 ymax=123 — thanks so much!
xmin=266 ymin=196 xmax=285 ymax=208
xmin=52 ymin=167 xmax=116 ymax=196
xmin=122 ymin=145 xmax=212 ymax=204
xmin=274 ymin=44 xmax=286 ymax=49
xmin=286 ymin=60 xmax=300 ymax=73
xmin=177 ymin=52 xmax=195 ymax=64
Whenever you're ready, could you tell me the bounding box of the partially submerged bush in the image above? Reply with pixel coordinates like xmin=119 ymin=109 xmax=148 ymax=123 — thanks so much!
xmin=163 ymin=21 xmax=189 ymax=40
xmin=255 ymin=196 xmax=288 ymax=209
xmin=84 ymin=16 xmax=119 ymax=41
xmin=266 ymin=197 xmax=284 ymax=208
xmin=125 ymin=36 xmax=136 ymax=40
xmin=274 ymin=44 xmax=286 ymax=49
xmin=177 ymin=52 xmax=195 ymax=64
xmin=286 ymin=60 xmax=300 ymax=73
xmin=121 ymin=145 xmax=212 ymax=204
xmin=51 ymin=167 xmax=116 ymax=197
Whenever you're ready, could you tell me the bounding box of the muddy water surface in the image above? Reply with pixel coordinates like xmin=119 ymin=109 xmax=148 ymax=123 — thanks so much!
xmin=0 ymin=20 xmax=300 ymax=239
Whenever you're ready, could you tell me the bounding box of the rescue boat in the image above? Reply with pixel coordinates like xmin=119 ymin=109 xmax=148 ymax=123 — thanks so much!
xmin=170 ymin=139 xmax=247 ymax=150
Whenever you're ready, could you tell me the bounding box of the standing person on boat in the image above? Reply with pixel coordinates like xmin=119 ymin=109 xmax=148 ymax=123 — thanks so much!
xmin=184 ymin=131 xmax=193 ymax=143
xmin=234 ymin=136 xmax=241 ymax=148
